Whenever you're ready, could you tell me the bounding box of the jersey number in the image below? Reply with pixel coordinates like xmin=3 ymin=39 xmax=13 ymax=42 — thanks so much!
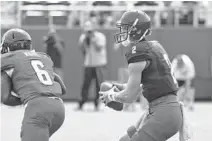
xmin=132 ymin=46 xmax=136 ymax=54
xmin=31 ymin=60 xmax=53 ymax=85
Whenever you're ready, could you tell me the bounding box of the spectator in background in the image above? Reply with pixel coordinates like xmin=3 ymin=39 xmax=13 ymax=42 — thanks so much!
xmin=43 ymin=25 xmax=65 ymax=80
xmin=172 ymin=54 xmax=196 ymax=111
xmin=77 ymin=20 xmax=107 ymax=111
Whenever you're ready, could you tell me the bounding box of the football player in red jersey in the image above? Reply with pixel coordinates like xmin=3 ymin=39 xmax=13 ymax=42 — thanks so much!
xmin=1 ymin=28 xmax=66 ymax=141
xmin=100 ymin=10 xmax=191 ymax=141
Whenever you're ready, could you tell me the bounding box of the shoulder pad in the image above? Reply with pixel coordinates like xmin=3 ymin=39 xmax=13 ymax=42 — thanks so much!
xmin=37 ymin=52 xmax=51 ymax=59
xmin=125 ymin=42 xmax=151 ymax=64
xmin=37 ymin=52 xmax=54 ymax=66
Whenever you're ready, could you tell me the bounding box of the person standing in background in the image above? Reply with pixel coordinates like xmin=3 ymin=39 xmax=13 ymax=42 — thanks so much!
xmin=77 ymin=20 xmax=107 ymax=111
xmin=172 ymin=54 xmax=196 ymax=110
xmin=43 ymin=25 xmax=65 ymax=80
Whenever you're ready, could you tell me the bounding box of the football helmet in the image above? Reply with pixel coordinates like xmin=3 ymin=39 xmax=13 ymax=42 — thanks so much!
xmin=1 ymin=28 xmax=32 ymax=54
xmin=114 ymin=10 xmax=151 ymax=44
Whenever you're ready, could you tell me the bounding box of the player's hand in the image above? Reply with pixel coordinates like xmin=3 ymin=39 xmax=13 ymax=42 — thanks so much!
xmin=99 ymin=86 xmax=116 ymax=105
xmin=111 ymin=82 xmax=126 ymax=91
xmin=54 ymin=73 xmax=66 ymax=95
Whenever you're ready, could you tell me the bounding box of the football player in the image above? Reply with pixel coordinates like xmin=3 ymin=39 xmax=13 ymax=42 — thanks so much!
xmin=99 ymin=10 xmax=189 ymax=141
xmin=114 ymin=43 xmax=147 ymax=111
xmin=172 ymin=54 xmax=196 ymax=111
xmin=1 ymin=28 xmax=66 ymax=141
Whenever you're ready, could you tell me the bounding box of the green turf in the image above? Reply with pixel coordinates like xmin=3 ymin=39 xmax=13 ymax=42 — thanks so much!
xmin=1 ymin=102 xmax=212 ymax=141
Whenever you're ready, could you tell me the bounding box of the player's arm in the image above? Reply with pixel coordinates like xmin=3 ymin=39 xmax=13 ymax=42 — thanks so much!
xmin=112 ymin=82 xmax=143 ymax=91
xmin=1 ymin=52 xmax=14 ymax=71
xmin=2 ymin=92 xmax=22 ymax=106
xmin=54 ymin=73 xmax=66 ymax=95
xmin=113 ymin=61 xmax=146 ymax=103
xmin=78 ymin=34 xmax=87 ymax=56
xmin=1 ymin=71 xmax=22 ymax=106
xmin=54 ymin=36 xmax=64 ymax=55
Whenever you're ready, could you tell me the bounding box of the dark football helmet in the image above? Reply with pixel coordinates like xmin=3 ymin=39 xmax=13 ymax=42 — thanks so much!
xmin=114 ymin=10 xmax=151 ymax=44
xmin=1 ymin=28 xmax=32 ymax=54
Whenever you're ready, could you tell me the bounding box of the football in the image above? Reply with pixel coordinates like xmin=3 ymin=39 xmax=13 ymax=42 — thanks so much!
xmin=100 ymin=82 xmax=124 ymax=111
xmin=1 ymin=71 xmax=12 ymax=101
xmin=1 ymin=71 xmax=22 ymax=106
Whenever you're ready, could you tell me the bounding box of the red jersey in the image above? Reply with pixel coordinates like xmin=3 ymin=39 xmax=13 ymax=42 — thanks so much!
xmin=125 ymin=41 xmax=178 ymax=102
xmin=1 ymin=50 xmax=62 ymax=104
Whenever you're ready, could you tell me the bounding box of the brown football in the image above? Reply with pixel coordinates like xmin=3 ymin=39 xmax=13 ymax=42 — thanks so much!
xmin=100 ymin=82 xmax=123 ymax=111
xmin=1 ymin=71 xmax=12 ymax=101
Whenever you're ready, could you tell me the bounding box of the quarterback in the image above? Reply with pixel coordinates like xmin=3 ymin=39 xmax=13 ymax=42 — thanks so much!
xmin=100 ymin=10 xmax=190 ymax=141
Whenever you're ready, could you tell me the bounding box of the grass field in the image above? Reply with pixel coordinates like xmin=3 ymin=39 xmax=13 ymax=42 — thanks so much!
xmin=1 ymin=102 xmax=212 ymax=141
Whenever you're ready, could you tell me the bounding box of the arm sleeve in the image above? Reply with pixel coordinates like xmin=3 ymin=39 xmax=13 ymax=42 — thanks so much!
xmin=126 ymin=47 xmax=151 ymax=64
xmin=54 ymin=73 xmax=66 ymax=95
xmin=78 ymin=34 xmax=85 ymax=46
xmin=127 ymin=54 xmax=150 ymax=64
xmin=125 ymin=44 xmax=152 ymax=64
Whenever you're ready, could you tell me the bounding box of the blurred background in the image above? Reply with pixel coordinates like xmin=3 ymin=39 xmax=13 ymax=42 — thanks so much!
xmin=1 ymin=0 xmax=212 ymax=101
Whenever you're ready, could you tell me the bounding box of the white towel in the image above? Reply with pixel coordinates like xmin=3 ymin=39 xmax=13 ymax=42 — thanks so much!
xmin=179 ymin=102 xmax=193 ymax=141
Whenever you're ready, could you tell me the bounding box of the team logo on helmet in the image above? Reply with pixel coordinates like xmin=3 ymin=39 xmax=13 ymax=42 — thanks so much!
xmin=114 ymin=10 xmax=151 ymax=44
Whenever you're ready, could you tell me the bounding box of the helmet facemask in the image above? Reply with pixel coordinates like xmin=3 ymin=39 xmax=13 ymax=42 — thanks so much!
xmin=0 ymin=43 xmax=10 ymax=54
xmin=0 ymin=28 xmax=32 ymax=54
xmin=1 ymin=40 xmax=32 ymax=54
xmin=114 ymin=18 xmax=139 ymax=44
xmin=114 ymin=24 xmax=130 ymax=47
xmin=114 ymin=19 xmax=151 ymax=45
